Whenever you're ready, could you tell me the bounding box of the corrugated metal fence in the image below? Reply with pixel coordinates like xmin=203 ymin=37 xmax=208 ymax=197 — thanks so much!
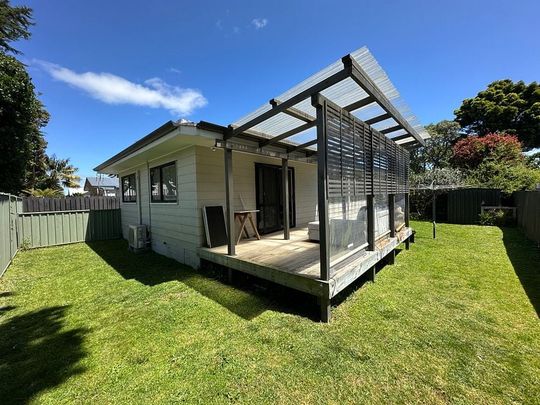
xmin=514 ymin=191 xmax=540 ymax=245
xmin=1 ymin=192 xmax=122 ymax=276
xmin=19 ymin=209 xmax=121 ymax=248
xmin=447 ymin=188 xmax=501 ymax=224
xmin=0 ymin=193 xmax=22 ymax=276
xmin=23 ymin=196 xmax=119 ymax=212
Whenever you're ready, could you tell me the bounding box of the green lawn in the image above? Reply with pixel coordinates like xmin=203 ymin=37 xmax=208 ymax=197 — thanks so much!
xmin=1 ymin=221 xmax=539 ymax=404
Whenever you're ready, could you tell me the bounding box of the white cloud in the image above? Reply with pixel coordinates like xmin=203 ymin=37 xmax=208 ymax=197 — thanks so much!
xmin=168 ymin=67 xmax=182 ymax=74
xmin=37 ymin=61 xmax=207 ymax=116
xmin=251 ymin=18 xmax=268 ymax=29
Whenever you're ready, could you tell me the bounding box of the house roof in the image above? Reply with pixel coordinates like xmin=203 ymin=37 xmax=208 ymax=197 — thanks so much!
xmin=85 ymin=176 xmax=119 ymax=188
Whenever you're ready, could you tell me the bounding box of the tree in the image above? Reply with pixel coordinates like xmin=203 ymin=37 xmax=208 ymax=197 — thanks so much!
xmin=36 ymin=155 xmax=81 ymax=192
xmin=0 ymin=53 xmax=49 ymax=194
xmin=451 ymin=133 xmax=540 ymax=194
xmin=410 ymin=120 xmax=461 ymax=173
xmin=0 ymin=0 xmax=33 ymax=54
xmin=26 ymin=187 xmax=63 ymax=198
xmin=452 ymin=133 xmax=523 ymax=170
xmin=454 ymin=80 xmax=540 ymax=150
xmin=467 ymin=160 xmax=540 ymax=194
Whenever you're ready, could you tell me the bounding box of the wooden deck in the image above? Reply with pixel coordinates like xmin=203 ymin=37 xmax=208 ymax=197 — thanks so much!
xmin=198 ymin=226 xmax=414 ymax=299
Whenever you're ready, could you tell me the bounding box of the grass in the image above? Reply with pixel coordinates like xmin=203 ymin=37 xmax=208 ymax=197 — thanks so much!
xmin=0 ymin=221 xmax=539 ymax=404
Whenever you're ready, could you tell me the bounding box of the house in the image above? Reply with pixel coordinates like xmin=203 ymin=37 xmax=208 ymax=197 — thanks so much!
xmin=83 ymin=176 xmax=119 ymax=197
xmin=94 ymin=47 xmax=430 ymax=321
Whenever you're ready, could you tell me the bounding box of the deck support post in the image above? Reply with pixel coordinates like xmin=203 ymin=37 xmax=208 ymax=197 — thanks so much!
xmin=224 ymin=144 xmax=235 ymax=256
xmin=405 ymin=238 xmax=410 ymax=250
xmin=369 ymin=266 xmax=376 ymax=282
xmin=389 ymin=194 xmax=395 ymax=238
xmin=367 ymin=195 xmax=375 ymax=251
xmin=320 ymin=295 xmax=331 ymax=322
xmin=282 ymin=158 xmax=290 ymax=240
xmin=387 ymin=249 xmax=395 ymax=265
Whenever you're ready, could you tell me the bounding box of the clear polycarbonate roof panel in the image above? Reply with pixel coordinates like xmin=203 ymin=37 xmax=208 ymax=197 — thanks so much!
xmin=232 ymin=46 xmax=429 ymax=145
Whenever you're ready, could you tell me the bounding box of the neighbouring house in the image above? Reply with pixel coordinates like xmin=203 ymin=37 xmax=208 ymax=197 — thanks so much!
xmin=94 ymin=47 xmax=430 ymax=321
xmin=83 ymin=176 xmax=119 ymax=197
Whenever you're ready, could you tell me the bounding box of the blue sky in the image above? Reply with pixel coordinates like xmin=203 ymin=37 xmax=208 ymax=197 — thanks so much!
xmin=12 ymin=0 xmax=540 ymax=180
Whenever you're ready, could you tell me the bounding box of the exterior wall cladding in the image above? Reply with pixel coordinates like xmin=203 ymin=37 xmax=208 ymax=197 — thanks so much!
xmin=118 ymin=145 xmax=318 ymax=268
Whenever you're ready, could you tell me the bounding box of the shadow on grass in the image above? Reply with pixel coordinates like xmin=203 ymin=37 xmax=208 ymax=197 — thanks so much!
xmin=0 ymin=306 xmax=87 ymax=404
xmin=501 ymin=227 xmax=540 ymax=317
xmin=332 ymin=248 xmax=404 ymax=307
xmin=87 ymin=240 xmax=319 ymax=321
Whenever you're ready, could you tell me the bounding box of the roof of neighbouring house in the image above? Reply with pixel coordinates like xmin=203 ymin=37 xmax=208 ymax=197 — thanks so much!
xmin=85 ymin=176 xmax=119 ymax=188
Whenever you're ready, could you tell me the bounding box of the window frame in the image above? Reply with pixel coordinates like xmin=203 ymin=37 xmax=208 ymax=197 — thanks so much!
xmin=121 ymin=173 xmax=137 ymax=203
xmin=150 ymin=161 xmax=178 ymax=203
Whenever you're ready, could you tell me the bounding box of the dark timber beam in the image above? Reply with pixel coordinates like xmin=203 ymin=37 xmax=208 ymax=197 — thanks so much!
xmin=343 ymin=95 xmax=375 ymax=112
xmin=259 ymin=121 xmax=315 ymax=147
xmin=289 ymin=139 xmax=317 ymax=152
xmin=258 ymin=95 xmax=378 ymax=148
xmin=282 ymin=158 xmax=290 ymax=240
xmin=270 ymin=99 xmax=315 ymax=123
xmin=365 ymin=112 xmax=391 ymax=125
xmin=381 ymin=124 xmax=403 ymax=135
xmin=344 ymin=55 xmax=425 ymax=146
xmin=224 ymin=144 xmax=235 ymax=256
xmin=390 ymin=133 xmax=410 ymax=142
xmin=230 ymin=68 xmax=351 ymax=138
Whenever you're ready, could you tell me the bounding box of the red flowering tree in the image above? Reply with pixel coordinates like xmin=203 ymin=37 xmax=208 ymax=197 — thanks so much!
xmin=452 ymin=133 xmax=523 ymax=170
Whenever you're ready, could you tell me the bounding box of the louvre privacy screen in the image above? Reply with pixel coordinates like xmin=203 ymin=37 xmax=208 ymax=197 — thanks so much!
xmin=323 ymin=98 xmax=409 ymax=273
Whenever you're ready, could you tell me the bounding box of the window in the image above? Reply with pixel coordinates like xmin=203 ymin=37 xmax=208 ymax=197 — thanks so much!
xmin=150 ymin=162 xmax=177 ymax=202
xmin=121 ymin=173 xmax=137 ymax=202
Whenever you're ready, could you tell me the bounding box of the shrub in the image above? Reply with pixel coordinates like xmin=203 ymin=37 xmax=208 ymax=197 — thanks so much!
xmin=478 ymin=209 xmax=515 ymax=226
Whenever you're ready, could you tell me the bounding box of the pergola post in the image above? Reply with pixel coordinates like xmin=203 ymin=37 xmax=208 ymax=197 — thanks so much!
xmin=282 ymin=158 xmax=290 ymax=240
xmin=405 ymin=192 xmax=411 ymax=249
xmin=405 ymin=192 xmax=410 ymax=227
xmin=389 ymin=194 xmax=396 ymax=238
xmin=224 ymin=145 xmax=235 ymax=257
xmin=367 ymin=195 xmax=375 ymax=251
xmin=312 ymin=94 xmax=331 ymax=322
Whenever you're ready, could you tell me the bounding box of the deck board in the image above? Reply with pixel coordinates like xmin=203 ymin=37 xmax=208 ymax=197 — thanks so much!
xmin=198 ymin=226 xmax=413 ymax=298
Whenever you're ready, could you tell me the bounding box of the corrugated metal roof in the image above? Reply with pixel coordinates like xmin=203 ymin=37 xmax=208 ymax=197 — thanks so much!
xmin=232 ymin=46 xmax=430 ymax=147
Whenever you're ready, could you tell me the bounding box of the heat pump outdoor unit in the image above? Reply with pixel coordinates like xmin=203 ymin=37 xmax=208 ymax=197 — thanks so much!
xmin=128 ymin=224 xmax=149 ymax=252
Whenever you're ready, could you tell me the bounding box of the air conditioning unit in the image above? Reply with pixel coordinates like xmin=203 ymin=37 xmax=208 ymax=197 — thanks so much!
xmin=128 ymin=224 xmax=150 ymax=252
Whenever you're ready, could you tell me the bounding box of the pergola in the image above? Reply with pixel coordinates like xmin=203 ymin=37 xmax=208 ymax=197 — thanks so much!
xmin=214 ymin=47 xmax=429 ymax=320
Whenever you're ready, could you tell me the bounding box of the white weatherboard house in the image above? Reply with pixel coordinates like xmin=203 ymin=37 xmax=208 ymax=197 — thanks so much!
xmin=95 ymin=47 xmax=430 ymax=321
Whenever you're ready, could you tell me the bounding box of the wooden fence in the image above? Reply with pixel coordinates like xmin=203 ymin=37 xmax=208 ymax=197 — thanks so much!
xmin=514 ymin=191 xmax=540 ymax=245
xmin=22 ymin=196 xmax=119 ymax=212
